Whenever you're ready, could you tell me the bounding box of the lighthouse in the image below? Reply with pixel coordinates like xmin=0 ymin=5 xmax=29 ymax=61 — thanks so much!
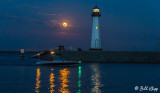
xmin=90 ymin=6 xmax=102 ymax=50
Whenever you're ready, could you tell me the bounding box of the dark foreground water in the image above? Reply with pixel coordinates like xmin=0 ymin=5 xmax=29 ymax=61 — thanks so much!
xmin=0 ymin=53 xmax=160 ymax=93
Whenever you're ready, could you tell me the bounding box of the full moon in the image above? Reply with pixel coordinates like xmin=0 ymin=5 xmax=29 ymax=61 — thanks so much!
xmin=62 ymin=22 xmax=68 ymax=27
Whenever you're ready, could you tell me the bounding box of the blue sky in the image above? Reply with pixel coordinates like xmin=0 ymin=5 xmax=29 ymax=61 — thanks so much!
xmin=0 ymin=0 xmax=160 ymax=51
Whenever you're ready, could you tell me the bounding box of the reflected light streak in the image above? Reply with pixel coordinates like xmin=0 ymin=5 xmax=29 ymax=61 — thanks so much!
xmin=91 ymin=65 xmax=102 ymax=93
xmin=59 ymin=68 xmax=70 ymax=93
xmin=77 ymin=66 xmax=82 ymax=93
xmin=49 ymin=73 xmax=55 ymax=93
xmin=35 ymin=68 xmax=41 ymax=93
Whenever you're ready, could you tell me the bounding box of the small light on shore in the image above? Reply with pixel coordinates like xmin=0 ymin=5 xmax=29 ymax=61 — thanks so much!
xmin=37 ymin=54 xmax=40 ymax=56
xmin=50 ymin=51 xmax=55 ymax=55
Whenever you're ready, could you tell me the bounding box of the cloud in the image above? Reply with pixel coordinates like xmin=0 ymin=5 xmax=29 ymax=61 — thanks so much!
xmin=45 ymin=19 xmax=59 ymax=27
xmin=45 ymin=19 xmax=81 ymax=29
xmin=16 ymin=3 xmax=40 ymax=9
xmin=0 ymin=14 xmax=46 ymax=25
xmin=69 ymin=25 xmax=81 ymax=28
xmin=0 ymin=14 xmax=17 ymax=19
xmin=38 ymin=13 xmax=61 ymax=16
xmin=0 ymin=14 xmax=80 ymax=29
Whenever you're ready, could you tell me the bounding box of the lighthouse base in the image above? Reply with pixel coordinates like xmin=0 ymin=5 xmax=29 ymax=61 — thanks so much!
xmin=89 ymin=48 xmax=103 ymax=51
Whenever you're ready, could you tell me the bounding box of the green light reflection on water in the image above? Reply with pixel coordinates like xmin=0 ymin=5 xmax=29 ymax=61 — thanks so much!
xmin=77 ymin=66 xmax=82 ymax=93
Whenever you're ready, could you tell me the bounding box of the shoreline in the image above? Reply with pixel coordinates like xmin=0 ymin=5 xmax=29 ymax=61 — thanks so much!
xmin=0 ymin=51 xmax=39 ymax=53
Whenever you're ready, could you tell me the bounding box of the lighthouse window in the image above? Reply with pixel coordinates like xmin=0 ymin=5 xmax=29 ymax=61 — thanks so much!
xmin=93 ymin=9 xmax=99 ymax=12
xmin=96 ymin=27 xmax=98 ymax=29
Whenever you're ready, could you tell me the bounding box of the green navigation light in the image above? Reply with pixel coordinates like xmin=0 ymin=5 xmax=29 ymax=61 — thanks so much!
xmin=79 ymin=60 xmax=82 ymax=64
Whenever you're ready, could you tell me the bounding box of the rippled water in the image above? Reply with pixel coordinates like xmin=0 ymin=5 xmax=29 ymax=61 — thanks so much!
xmin=0 ymin=53 xmax=160 ymax=93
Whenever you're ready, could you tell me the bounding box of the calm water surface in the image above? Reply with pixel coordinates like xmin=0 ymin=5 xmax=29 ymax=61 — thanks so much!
xmin=0 ymin=53 xmax=160 ymax=93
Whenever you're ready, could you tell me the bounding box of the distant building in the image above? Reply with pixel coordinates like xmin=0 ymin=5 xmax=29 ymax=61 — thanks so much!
xmin=58 ymin=46 xmax=65 ymax=51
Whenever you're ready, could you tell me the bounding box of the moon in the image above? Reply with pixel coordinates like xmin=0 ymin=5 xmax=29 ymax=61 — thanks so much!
xmin=62 ymin=22 xmax=68 ymax=27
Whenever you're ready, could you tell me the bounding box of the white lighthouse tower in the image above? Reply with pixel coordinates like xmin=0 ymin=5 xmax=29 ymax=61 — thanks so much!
xmin=90 ymin=6 xmax=102 ymax=51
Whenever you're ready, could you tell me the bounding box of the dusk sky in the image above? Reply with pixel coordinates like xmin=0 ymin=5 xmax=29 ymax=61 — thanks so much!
xmin=0 ymin=0 xmax=160 ymax=51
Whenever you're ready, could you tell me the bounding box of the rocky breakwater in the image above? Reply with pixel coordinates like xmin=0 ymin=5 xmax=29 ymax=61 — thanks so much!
xmin=55 ymin=51 xmax=160 ymax=63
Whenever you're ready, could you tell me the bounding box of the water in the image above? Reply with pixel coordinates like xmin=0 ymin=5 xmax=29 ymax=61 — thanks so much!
xmin=0 ymin=53 xmax=160 ymax=93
